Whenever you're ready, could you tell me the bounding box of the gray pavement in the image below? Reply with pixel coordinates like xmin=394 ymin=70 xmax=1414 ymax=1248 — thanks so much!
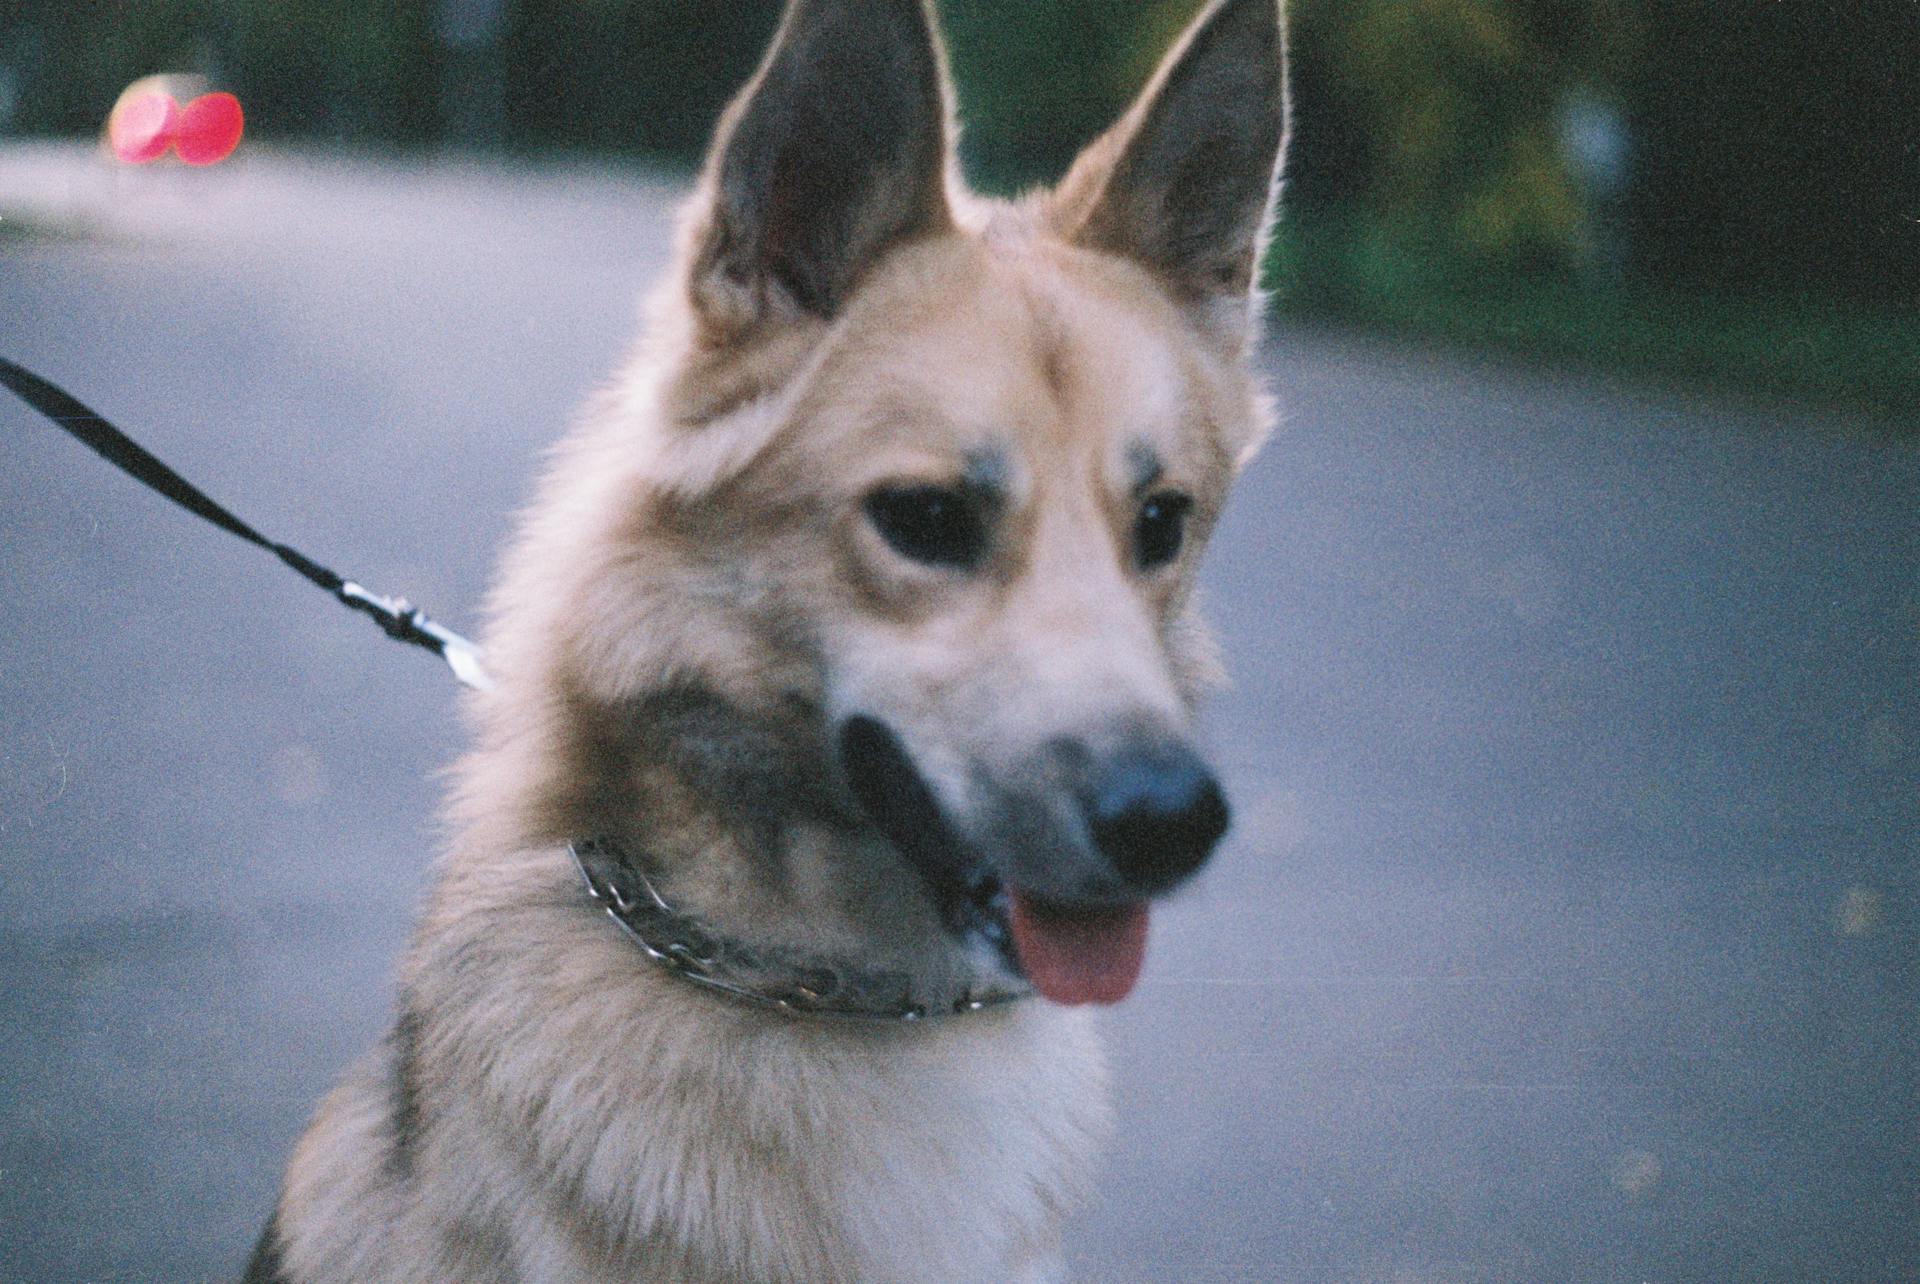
xmin=1 ymin=144 xmax=1915 ymax=1282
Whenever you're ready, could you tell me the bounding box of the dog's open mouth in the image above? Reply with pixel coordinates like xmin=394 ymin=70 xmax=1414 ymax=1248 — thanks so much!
xmin=837 ymin=715 xmax=1151 ymax=1006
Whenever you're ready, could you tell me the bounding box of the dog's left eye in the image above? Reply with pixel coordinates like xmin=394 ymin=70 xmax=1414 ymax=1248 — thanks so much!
xmin=1133 ymin=491 xmax=1193 ymax=571
xmin=863 ymin=485 xmax=988 ymax=570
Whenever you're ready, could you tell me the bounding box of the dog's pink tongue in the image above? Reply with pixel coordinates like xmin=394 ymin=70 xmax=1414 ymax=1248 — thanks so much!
xmin=1008 ymin=891 xmax=1150 ymax=1006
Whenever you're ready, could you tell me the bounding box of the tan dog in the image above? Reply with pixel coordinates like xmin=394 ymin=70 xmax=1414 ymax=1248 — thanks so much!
xmin=249 ymin=1 xmax=1285 ymax=1279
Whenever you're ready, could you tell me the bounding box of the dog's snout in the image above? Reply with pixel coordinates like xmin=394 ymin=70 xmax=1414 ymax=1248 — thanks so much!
xmin=1083 ymin=744 xmax=1229 ymax=895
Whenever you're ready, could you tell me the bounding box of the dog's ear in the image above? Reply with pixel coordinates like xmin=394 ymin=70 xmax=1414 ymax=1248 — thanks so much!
xmin=1050 ymin=0 xmax=1287 ymax=344
xmin=686 ymin=0 xmax=954 ymax=339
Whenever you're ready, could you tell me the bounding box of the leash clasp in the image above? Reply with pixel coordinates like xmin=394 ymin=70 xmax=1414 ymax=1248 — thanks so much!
xmin=337 ymin=581 xmax=492 ymax=690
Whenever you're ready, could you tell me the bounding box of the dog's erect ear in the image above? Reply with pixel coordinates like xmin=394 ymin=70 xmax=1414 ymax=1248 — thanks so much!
xmin=687 ymin=0 xmax=953 ymax=338
xmin=1051 ymin=0 xmax=1287 ymax=341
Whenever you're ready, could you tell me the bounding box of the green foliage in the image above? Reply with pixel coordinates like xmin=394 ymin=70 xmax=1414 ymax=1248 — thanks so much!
xmin=223 ymin=0 xmax=435 ymax=142
xmin=502 ymin=0 xmax=779 ymax=156
xmin=0 ymin=0 xmax=1644 ymax=266
xmin=1272 ymin=211 xmax=1920 ymax=425
xmin=5 ymin=0 xmax=1911 ymax=419
xmin=939 ymin=0 xmax=1191 ymax=193
xmin=1289 ymin=0 xmax=1640 ymax=276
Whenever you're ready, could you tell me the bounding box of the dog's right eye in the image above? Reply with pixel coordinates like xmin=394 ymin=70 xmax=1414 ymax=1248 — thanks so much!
xmin=862 ymin=485 xmax=987 ymax=570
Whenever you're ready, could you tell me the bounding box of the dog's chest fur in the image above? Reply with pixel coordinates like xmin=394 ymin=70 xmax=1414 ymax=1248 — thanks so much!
xmin=274 ymin=853 xmax=1109 ymax=1284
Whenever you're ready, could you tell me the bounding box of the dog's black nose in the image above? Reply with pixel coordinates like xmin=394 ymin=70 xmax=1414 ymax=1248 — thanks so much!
xmin=1084 ymin=744 xmax=1229 ymax=895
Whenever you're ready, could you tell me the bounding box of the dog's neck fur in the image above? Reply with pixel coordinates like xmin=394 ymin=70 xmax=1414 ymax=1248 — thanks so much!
xmin=446 ymin=438 xmax=1002 ymax=1002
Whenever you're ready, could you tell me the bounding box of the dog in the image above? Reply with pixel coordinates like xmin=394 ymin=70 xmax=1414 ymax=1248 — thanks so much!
xmin=248 ymin=1 xmax=1285 ymax=1278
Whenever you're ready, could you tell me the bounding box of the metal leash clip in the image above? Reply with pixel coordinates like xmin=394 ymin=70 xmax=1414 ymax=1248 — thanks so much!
xmin=337 ymin=582 xmax=492 ymax=690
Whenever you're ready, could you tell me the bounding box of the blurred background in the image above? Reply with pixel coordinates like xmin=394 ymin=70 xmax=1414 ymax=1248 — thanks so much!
xmin=4 ymin=0 xmax=1917 ymax=417
xmin=2 ymin=2 xmax=1916 ymax=1282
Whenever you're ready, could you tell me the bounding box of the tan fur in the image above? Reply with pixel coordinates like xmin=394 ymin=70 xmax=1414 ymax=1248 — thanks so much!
xmin=262 ymin=2 xmax=1285 ymax=1280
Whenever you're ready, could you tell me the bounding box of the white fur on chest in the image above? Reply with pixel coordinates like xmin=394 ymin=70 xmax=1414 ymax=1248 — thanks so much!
xmin=411 ymin=873 xmax=1113 ymax=1283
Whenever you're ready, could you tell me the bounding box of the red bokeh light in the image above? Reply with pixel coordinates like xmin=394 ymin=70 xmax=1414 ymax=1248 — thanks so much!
xmin=175 ymin=93 xmax=245 ymax=166
xmin=108 ymin=91 xmax=179 ymax=165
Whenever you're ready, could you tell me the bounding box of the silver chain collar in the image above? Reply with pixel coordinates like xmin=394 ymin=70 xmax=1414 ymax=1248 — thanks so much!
xmin=569 ymin=839 xmax=1032 ymax=1023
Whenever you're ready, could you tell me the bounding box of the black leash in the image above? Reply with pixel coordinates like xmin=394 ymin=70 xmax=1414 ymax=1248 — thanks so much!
xmin=0 ymin=355 xmax=490 ymax=690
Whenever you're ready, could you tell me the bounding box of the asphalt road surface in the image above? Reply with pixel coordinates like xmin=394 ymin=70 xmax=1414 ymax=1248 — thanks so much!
xmin=2 ymin=144 xmax=1915 ymax=1283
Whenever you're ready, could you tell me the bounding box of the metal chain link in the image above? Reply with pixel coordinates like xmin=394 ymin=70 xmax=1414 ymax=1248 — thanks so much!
xmin=569 ymin=839 xmax=1031 ymax=1023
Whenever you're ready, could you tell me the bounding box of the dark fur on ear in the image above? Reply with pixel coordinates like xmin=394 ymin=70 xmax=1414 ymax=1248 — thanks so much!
xmin=689 ymin=0 xmax=954 ymax=337
xmin=1051 ymin=0 xmax=1287 ymax=336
